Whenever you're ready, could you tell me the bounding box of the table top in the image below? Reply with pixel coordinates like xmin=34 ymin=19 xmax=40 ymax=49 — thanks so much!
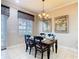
xmin=30 ymin=36 xmax=57 ymax=45
xmin=42 ymin=39 xmax=56 ymax=45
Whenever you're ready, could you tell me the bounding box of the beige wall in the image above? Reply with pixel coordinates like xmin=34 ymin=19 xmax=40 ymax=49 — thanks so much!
xmin=32 ymin=15 xmax=39 ymax=36
xmin=49 ymin=3 xmax=78 ymax=50
xmin=2 ymin=0 xmax=36 ymax=47
xmin=7 ymin=7 xmax=18 ymax=47
xmin=36 ymin=3 xmax=78 ymax=50
xmin=2 ymin=0 xmax=78 ymax=50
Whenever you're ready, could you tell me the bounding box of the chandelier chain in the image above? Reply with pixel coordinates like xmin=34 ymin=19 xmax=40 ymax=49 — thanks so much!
xmin=38 ymin=0 xmax=50 ymax=19
xmin=43 ymin=0 xmax=44 ymax=13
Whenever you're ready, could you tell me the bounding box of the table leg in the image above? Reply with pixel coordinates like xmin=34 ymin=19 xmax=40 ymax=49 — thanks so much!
xmin=52 ymin=44 xmax=54 ymax=52
xmin=47 ymin=45 xmax=50 ymax=59
xmin=55 ymin=40 xmax=57 ymax=53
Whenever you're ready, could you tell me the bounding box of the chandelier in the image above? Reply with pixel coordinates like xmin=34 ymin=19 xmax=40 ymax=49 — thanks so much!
xmin=38 ymin=0 xmax=50 ymax=20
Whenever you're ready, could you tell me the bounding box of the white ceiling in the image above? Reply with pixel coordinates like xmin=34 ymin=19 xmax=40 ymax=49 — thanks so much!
xmin=2 ymin=0 xmax=77 ymax=13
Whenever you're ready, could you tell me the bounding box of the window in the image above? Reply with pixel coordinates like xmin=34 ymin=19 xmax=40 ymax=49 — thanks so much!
xmin=18 ymin=11 xmax=34 ymax=35
xmin=42 ymin=21 xmax=49 ymax=32
xmin=1 ymin=5 xmax=9 ymax=49
xmin=19 ymin=18 xmax=33 ymax=35
xmin=39 ymin=20 xmax=51 ymax=33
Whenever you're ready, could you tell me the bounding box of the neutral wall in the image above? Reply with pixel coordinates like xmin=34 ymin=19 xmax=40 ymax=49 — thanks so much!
xmin=1 ymin=0 xmax=36 ymax=47
xmin=49 ymin=3 xmax=78 ymax=50
xmin=31 ymin=3 xmax=78 ymax=50
xmin=2 ymin=0 xmax=78 ymax=50
xmin=7 ymin=7 xmax=18 ymax=47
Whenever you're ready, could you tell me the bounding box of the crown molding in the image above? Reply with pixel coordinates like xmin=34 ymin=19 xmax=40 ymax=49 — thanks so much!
xmin=1 ymin=0 xmax=77 ymax=14
xmin=48 ymin=1 xmax=77 ymax=13
xmin=1 ymin=0 xmax=36 ymax=15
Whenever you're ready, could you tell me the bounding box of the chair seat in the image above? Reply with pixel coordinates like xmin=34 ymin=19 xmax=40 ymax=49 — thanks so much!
xmin=36 ymin=44 xmax=48 ymax=52
xmin=28 ymin=40 xmax=35 ymax=47
xmin=34 ymin=36 xmax=48 ymax=59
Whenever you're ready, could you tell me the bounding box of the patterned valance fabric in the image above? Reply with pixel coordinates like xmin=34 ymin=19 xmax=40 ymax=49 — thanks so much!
xmin=18 ymin=11 xmax=34 ymax=21
xmin=1 ymin=4 xmax=9 ymax=16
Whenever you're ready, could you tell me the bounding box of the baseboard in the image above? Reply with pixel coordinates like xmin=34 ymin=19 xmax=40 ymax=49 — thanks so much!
xmin=1 ymin=48 xmax=7 ymax=51
xmin=58 ymin=45 xmax=78 ymax=53
xmin=7 ymin=43 xmax=24 ymax=49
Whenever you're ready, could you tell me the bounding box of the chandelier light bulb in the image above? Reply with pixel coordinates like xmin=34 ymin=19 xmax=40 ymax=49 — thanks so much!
xmin=46 ymin=14 xmax=49 ymax=17
xmin=38 ymin=14 xmax=42 ymax=18
xmin=38 ymin=14 xmax=41 ymax=17
xmin=42 ymin=13 xmax=46 ymax=16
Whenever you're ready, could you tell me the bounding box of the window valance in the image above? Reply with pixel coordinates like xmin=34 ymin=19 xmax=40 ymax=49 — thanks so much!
xmin=18 ymin=11 xmax=34 ymax=21
xmin=1 ymin=4 xmax=9 ymax=16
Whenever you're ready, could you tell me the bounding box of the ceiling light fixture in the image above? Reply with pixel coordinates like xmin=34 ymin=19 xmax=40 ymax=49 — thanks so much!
xmin=38 ymin=0 xmax=50 ymax=20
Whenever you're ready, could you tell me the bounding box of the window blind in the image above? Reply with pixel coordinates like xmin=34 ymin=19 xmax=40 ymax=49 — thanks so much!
xmin=18 ymin=11 xmax=34 ymax=21
xmin=1 ymin=4 xmax=9 ymax=16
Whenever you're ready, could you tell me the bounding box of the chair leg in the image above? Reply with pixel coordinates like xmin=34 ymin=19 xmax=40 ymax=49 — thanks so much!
xmin=29 ymin=47 xmax=32 ymax=54
xmin=41 ymin=52 xmax=43 ymax=59
xmin=35 ymin=49 xmax=37 ymax=58
xmin=26 ymin=44 xmax=28 ymax=52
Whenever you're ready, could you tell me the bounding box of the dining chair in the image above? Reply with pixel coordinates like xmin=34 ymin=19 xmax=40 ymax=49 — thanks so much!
xmin=34 ymin=36 xmax=48 ymax=59
xmin=40 ymin=33 xmax=46 ymax=38
xmin=24 ymin=35 xmax=35 ymax=54
xmin=48 ymin=34 xmax=55 ymax=39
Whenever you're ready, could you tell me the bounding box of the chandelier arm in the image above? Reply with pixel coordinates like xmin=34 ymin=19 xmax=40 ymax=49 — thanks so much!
xmin=38 ymin=0 xmax=50 ymax=19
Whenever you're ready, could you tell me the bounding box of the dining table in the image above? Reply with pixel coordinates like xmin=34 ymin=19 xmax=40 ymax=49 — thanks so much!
xmin=42 ymin=39 xmax=58 ymax=59
xmin=30 ymin=36 xmax=58 ymax=59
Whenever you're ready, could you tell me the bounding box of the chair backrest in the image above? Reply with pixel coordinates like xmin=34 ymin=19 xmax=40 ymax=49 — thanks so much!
xmin=34 ymin=36 xmax=43 ymax=48
xmin=34 ymin=36 xmax=43 ymax=42
xmin=48 ymin=34 xmax=55 ymax=39
xmin=48 ymin=34 xmax=51 ymax=37
xmin=40 ymin=33 xmax=45 ymax=36
xmin=40 ymin=33 xmax=45 ymax=38
xmin=24 ymin=35 xmax=31 ymax=43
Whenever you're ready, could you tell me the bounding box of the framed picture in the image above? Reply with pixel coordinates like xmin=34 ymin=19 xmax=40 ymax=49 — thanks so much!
xmin=54 ymin=15 xmax=69 ymax=33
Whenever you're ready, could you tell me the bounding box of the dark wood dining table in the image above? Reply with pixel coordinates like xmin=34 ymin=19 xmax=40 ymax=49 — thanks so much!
xmin=42 ymin=39 xmax=58 ymax=59
xmin=29 ymin=36 xmax=58 ymax=59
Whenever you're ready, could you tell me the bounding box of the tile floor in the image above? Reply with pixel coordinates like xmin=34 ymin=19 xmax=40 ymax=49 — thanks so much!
xmin=1 ymin=44 xmax=78 ymax=59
